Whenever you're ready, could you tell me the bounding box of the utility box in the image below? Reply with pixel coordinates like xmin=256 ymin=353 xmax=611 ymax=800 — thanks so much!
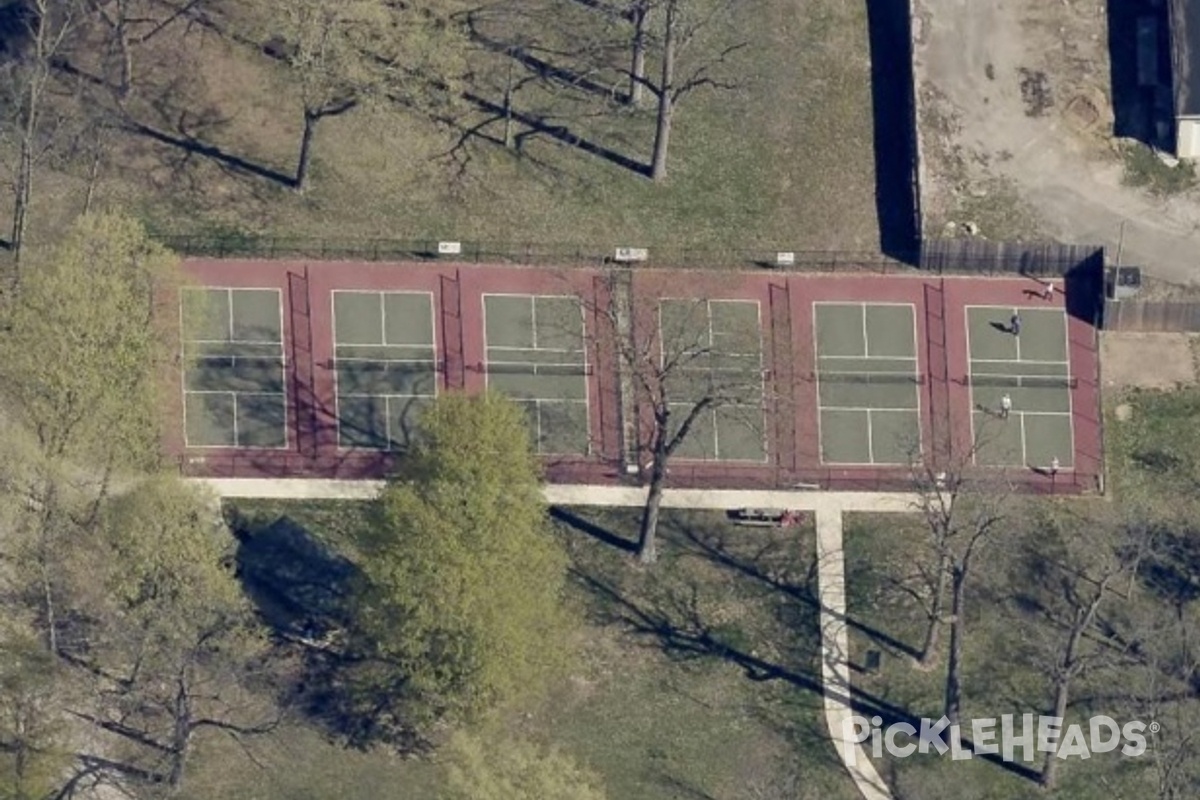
xmin=1108 ymin=266 xmax=1142 ymax=300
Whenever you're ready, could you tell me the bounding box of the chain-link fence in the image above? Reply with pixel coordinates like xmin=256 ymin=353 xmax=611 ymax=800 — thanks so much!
xmin=156 ymin=232 xmax=1104 ymax=278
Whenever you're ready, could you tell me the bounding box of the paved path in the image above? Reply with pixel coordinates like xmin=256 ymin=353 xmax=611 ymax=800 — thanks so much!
xmin=816 ymin=506 xmax=895 ymax=800
xmin=193 ymin=478 xmax=920 ymax=513
xmin=195 ymin=478 xmax=911 ymax=799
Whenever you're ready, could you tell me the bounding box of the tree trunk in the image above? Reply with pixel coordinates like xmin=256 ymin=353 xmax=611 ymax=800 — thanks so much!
xmin=638 ymin=454 xmax=666 ymax=563
xmin=12 ymin=63 xmax=41 ymax=265
xmin=295 ymin=109 xmax=318 ymax=192
xmin=167 ymin=675 xmax=193 ymax=792
xmin=628 ymin=1 xmax=647 ymax=105
xmin=943 ymin=567 xmax=966 ymax=726
xmin=83 ymin=146 xmax=102 ymax=215
xmin=35 ymin=478 xmax=59 ymax=655
xmin=1040 ymin=605 xmax=1091 ymax=788
xmin=12 ymin=128 xmax=33 ymax=266
xmin=1039 ymin=675 xmax=1071 ymax=789
xmin=919 ymin=553 xmax=949 ymax=667
xmin=649 ymin=0 xmax=676 ymax=181
xmin=503 ymin=57 xmax=515 ymax=149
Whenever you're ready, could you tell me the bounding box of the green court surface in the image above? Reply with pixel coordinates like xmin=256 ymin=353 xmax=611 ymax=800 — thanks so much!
xmin=814 ymin=303 xmax=921 ymax=464
xmin=333 ymin=291 xmax=437 ymax=450
xmin=660 ymin=299 xmax=766 ymax=462
xmin=966 ymin=306 xmax=1074 ymax=468
xmin=484 ymin=294 xmax=589 ymax=455
xmin=181 ymin=287 xmax=287 ymax=448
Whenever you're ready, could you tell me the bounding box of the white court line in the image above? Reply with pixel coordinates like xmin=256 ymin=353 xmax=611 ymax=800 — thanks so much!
xmin=335 ymin=356 xmax=437 ymax=365
xmin=1060 ymin=309 xmax=1077 ymax=470
xmin=817 ymin=404 xmax=920 ymax=413
xmin=971 ymin=357 xmax=1068 ymax=365
xmin=485 ymin=345 xmax=585 ymax=354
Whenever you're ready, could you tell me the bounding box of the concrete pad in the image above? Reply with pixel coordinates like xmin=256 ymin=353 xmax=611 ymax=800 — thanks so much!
xmin=1101 ymin=332 xmax=1195 ymax=389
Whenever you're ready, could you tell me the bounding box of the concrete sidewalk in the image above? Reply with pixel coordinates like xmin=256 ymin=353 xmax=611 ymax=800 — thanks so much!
xmin=192 ymin=477 xmax=922 ymax=514
xmin=815 ymin=507 xmax=895 ymax=800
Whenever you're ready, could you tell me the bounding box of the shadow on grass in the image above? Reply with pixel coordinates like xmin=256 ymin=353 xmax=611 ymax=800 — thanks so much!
xmin=550 ymin=506 xmax=638 ymax=552
xmin=460 ymin=91 xmax=650 ymax=177
xmin=865 ymin=0 xmax=920 ymax=263
xmin=126 ymin=120 xmax=297 ymax=188
xmin=50 ymin=55 xmax=298 ymax=189
xmin=676 ymin=524 xmax=924 ymax=661
xmin=226 ymin=510 xmax=430 ymax=753
xmin=571 ymin=564 xmax=1041 ymax=782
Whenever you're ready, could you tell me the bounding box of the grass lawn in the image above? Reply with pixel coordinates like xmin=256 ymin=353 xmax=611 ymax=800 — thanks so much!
xmin=198 ymin=500 xmax=859 ymax=799
xmin=0 ymin=0 xmax=879 ymax=261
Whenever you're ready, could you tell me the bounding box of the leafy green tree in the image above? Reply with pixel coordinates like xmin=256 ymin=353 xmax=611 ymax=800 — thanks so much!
xmin=0 ymin=211 xmax=180 ymax=471
xmin=441 ymin=731 xmax=607 ymax=800
xmin=354 ymin=392 xmax=574 ymax=736
xmin=0 ymin=212 xmax=183 ymax=655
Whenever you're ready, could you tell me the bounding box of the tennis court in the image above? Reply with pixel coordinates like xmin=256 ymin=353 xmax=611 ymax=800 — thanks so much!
xmin=659 ymin=298 xmax=766 ymax=461
xmin=332 ymin=291 xmax=438 ymax=449
xmin=813 ymin=302 xmax=922 ymax=464
xmin=181 ymin=287 xmax=287 ymax=448
xmin=484 ymin=294 xmax=590 ymax=455
xmin=966 ymin=306 xmax=1074 ymax=468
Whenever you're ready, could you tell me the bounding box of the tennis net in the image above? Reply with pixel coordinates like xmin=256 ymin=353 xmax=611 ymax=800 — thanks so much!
xmin=967 ymin=374 xmax=1077 ymax=389
xmin=816 ymin=371 xmax=925 ymax=385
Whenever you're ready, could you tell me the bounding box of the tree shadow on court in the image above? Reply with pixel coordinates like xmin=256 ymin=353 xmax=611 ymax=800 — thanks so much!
xmin=865 ymin=0 xmax=920 ymax=263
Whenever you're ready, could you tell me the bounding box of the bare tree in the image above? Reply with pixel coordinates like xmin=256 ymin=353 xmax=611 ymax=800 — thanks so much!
xmin=247 ymin=0 xmax=465 ymax=192
xmin=3 ymin=0 xmax=78 ymax=266
xmin=631 ymin=0 xmax=745 ymax=181
xmin=1008 ymin=510 xmax=1152 ymax=789
xmin=597 ymin=270 xmax=766 ymax=563
xmin=1109 ymin=519 xmax=1200 ymax=799
xmin=907 ymin=436 xmax=1015 ymax=726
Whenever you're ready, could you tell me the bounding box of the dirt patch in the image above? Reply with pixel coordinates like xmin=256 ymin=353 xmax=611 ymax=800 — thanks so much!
xmin=1018 ymin=68 xmax=1053 ymax=117
xmin=1101 ymin=332 xmax=1196 ymax=388
xmin=911 ymin=0 xmax=1200 ymax=286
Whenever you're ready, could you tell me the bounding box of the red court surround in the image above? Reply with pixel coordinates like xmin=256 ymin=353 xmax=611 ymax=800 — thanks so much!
xmin=173 ymin=260 xmax=1102 ymax=495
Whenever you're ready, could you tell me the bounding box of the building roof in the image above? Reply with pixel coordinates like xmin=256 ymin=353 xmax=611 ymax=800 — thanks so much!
xmin=1171 ymin=0 xmax=1200 ymax=116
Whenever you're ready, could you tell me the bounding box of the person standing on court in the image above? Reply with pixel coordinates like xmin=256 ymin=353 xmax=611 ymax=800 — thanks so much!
xmin=1042 ymin=281 xmax=1055 ymax=302
xmin=1000 ymin=393 xmax=1012 ymax=419
xmin=1049 ymin=456 xmax=1060 ymax=476
xmin=1010 ymin=312 xmax=1022 ymax=336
